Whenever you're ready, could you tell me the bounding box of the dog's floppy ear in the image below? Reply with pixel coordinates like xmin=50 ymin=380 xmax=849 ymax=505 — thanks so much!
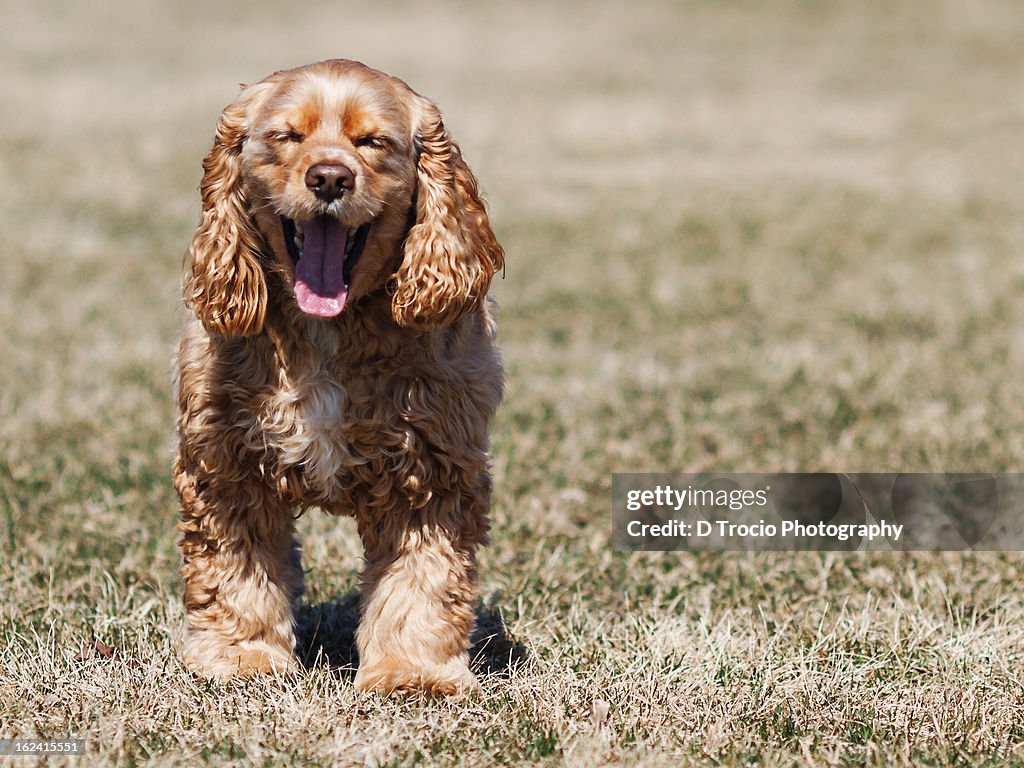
xmin=185 ymin=81 xmax=275 ymax=336
xmin=391 ymin=97 xmax=504 ymax=329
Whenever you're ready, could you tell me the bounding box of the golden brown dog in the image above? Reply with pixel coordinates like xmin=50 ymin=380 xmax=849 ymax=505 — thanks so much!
xmin=173 ymin=59 xmax=504 ymax=694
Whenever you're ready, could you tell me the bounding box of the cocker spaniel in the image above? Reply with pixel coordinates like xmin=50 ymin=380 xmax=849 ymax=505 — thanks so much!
xmin=173 ymin=59 xmax=504 ymax=694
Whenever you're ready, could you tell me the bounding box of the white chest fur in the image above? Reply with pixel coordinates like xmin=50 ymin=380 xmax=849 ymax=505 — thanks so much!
xmin=259 ymin=324 xmax=363 ymax=498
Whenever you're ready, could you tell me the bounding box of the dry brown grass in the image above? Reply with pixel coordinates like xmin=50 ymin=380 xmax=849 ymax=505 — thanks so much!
xmin=4 ymin=0 xmax=1024 ymax=765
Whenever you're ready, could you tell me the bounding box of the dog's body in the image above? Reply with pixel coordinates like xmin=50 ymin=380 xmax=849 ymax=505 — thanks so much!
xmin=173 ymin=60 xmax=503 ymax=694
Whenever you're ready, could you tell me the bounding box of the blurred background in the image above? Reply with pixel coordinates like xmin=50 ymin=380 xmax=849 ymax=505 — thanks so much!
xmin=4 ymin=0 xmax=1024 ymax=483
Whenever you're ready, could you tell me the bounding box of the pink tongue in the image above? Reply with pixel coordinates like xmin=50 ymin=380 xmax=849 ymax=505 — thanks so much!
xmin=294 ymin=216 xmax=349 ymax=317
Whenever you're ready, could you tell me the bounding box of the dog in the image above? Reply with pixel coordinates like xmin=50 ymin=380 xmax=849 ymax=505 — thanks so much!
xmin=172 ymin=59 xmax=504 ymax=694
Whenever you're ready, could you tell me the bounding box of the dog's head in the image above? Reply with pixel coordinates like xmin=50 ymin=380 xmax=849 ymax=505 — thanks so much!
xmin=185 ymin=59 xmax=503 ymax=335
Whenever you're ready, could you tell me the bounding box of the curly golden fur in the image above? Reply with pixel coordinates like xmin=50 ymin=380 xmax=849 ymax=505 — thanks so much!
xmin=173 ymin=59 xmax=504 ymax=694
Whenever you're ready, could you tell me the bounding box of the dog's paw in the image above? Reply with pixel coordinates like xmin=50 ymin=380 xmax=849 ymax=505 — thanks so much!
xmin=354 ymin=656 xmax=480 ymax=696
xmin=182 ymin=634 xmax=297 ymax=679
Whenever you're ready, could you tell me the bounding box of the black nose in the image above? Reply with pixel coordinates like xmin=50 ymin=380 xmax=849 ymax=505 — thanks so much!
xmin=304 ymin=162 xmax=355 ymax=201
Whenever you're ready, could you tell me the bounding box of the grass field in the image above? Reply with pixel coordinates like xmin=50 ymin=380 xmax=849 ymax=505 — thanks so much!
xmin=4 ymin=0 xmax=1024 ymax=765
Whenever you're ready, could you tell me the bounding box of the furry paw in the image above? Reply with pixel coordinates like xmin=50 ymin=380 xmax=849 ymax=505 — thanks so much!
xmin=181 ymin=633 xmax=297 ymax=679
xmin=354 ymin=656 xmax=480 ymax=696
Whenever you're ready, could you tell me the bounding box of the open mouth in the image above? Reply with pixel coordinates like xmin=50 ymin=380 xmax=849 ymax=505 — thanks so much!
xmin=281 ymin=215 xmax=371 ymax=317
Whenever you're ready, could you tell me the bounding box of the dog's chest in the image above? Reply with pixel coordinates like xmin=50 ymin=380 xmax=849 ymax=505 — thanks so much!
xmin=259 ymin=369 xmax=360 ymax=499
xmin=255 ymin=321 xmax=366 ymax=499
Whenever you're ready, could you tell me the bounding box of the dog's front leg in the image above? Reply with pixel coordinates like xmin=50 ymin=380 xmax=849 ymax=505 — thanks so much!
xmin=353 ymin=494 xmax=487 ymax=695
xmin=174 ymin=453 xmax=303 ymax=678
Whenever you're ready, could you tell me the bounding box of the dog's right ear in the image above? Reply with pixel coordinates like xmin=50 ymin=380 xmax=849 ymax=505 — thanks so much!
xmin=185 ymin=81 xmax=275 ymax=336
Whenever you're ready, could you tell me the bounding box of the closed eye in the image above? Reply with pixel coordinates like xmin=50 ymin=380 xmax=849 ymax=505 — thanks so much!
xmin=353 ymin=135 xmax=389 ymax=149
xmin=267 ymin=129 xmax=305 ymax=143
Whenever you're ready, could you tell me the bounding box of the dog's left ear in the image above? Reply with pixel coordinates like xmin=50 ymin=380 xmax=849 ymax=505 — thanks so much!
xmin=185 ymin=80 xmax=275 ymax=336
xmin=391 ymin=97 xmax=505 ymax=329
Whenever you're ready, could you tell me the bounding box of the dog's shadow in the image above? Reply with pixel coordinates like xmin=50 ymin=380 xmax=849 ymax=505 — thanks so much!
xmin=295 ymin=592 xmax=528 ymax=677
